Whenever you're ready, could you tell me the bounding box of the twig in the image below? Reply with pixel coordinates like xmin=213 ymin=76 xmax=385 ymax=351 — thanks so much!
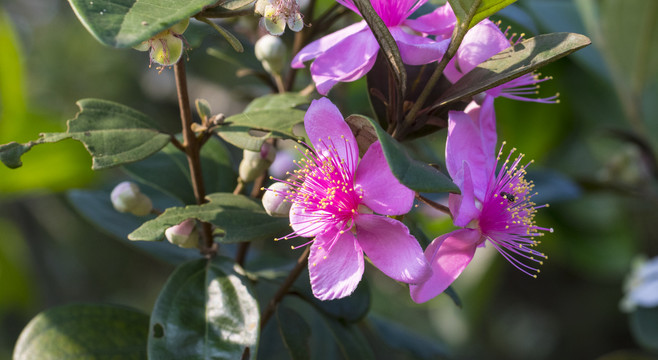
xmin=416 ymin=194 xmax=453 ymax=218
xmin=260 ymin=247 xmax=310 ymax=327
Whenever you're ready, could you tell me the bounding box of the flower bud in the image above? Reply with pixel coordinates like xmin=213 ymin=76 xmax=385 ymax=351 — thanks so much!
xmin=132 ymin=18 xmax=189 ymax=66
xmin=239 ymin=143 xmax=276 ymax=182
xmin=262 ymin=182 xmax=292 ymax=217
xmin=110 ymin=181 xmax=153 ymax=216
xmin=255 ymin=0 xmax=303 ymax=36
xmin=255 ymin=35 xmax=287 ymax=76
xmin=165 ymin=219 xmax=199 ymax=249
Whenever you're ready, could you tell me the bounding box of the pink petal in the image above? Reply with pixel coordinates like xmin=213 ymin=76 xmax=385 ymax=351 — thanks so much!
xmin=354 ymin=141 xmax=414 ymax=215
xmin=389 ymin=27 xmax=449 ymax=65
xmin=449 ymin=163 xmax=480 ymax=227
xmin=304 ymin=98 xmax=359 ymax=173
xmin=309 ymin=28 xmax=380 ymax=94
xmin=444 ymin=19 xmax=510 ymax=82
xmin=409 ymin=228 xmax=480 ymax=303
xmin=355 ymin=214 xmax=431 ymax=284
xmin=446 ymin=109 xmax=489 ymax=198
xmin=467 ymin=95 xmax=497 ymax=164
xmin=289 ymin=202 xmax=330 ymax=238
xmin=405 ymin=3 xmax=455 ymax=38
xmin=291 ymin=22 xmax=369 ymax=68
xmin=309 ymin=230 xmax=365 ymax=300
xmin=335 ymin=0 xmax=359 ymax=14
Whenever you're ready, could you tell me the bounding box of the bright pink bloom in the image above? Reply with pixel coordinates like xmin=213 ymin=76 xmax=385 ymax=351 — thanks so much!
xmin=270 ymin=97 xmax=431 ymax=300
xmin=410 ymin=96 xmax=552 ymax=303
xmin=291 ymin=0 xmax=450 ymax=94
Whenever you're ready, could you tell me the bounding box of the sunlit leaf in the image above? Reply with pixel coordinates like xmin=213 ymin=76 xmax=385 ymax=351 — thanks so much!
xmin=148 ymin=257 xmax=259 ymax=359
xmin=243 ymin=93 xmax=310 ymax=112
xmin=276 ymin=306 xmax=311 ymax=360
xmin=67 ymin=0 xmax=217 ymax=47
xmin=14 ymin=304 xmax=149 ymax=360
xmin=435 ymin=32 xmax=591 ymax=108
xmin=216 ymin=109 xmax=305 ymax=151
xmin=449 ymin=0 xmax=517 ymax=28
xmin=0 ymin=99 xmax=171 ymax=170
xmin=128 ymin=193 xmax=290 ymax=243
xmin=346 ymin=115 xmax=457 ymax=193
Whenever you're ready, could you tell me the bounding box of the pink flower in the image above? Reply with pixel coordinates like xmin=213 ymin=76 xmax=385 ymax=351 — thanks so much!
xmin=291 ymin=0 xmax=450 ymax=95
xmin=416 ymin=3 xmax=558 ymax=103
xmin=269 ymin=97 xmax=431 ymax=300
xmin=410 ymin=96 xmax=552 ymax=303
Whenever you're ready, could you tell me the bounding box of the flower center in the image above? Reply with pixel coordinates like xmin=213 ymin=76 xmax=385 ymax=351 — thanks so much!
xmin=479 ymin=143 xmax=552 ymax=277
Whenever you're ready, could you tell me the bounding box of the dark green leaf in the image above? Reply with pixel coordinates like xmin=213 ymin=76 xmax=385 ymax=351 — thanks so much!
xmin=216 ymin=109 xmax=305 ymax=151
xmin=1 ymin=99 xmax=171 ymax=170
xmin=630 ymin=306 xmax=658 ymax=352
xmin=67 ymin=189 xmax=198 ymax=265
xmin=436 ymin=32 xmax=591 ymax=108
xmin=276 ymin=306 xmax=311 ymax=360
xmin=148 ymin=257 xmax=259 ymax=359
xmin=199 ymin=0 xmax=255 ymax=17
xmin=321 ymin=315 xmax=374 ymax=360
xmin=346 ymin=115 xmax=458 ymax=193
xmin=295 ymin=275 xmax=371 ymax=323
xmin=67 ymin=0 xmax=217 ymax=47
xmin=367 ymin=315 xmax=449 ymax=360
xmin=14 ymin=304 xmax=149 ymax=360
xmin=198 ymin=17 xmax=244 ymax=53
xmin=444 ymin=286 xmax=462 ymax=308
xmin=129 ymin=193 xmax=290 ymax=243
xmin=243 ymin=93 xmax=310 ymax=113
xmin=450 ymin=0 xmax=517 ymax=28
xmin=123 ymin=138 xmax=236 ymax=204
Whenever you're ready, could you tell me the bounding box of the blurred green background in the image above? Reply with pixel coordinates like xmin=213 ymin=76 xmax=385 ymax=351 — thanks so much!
xmin=1 ymin=0 xmax=657 ymax=359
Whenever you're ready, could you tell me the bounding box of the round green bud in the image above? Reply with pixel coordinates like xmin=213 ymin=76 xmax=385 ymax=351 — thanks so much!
xmin=255 ymin=35 xmax=287 ymax=75
xmin=262 ymin=182 xmax=292 ymax=217
xmin=110 ymin=181 xmax=153 ymax=216
xmin=239 ymin=143 xmax=276 ymax=182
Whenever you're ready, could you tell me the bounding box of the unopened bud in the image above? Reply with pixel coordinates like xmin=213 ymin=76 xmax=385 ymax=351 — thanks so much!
xmin=262 ymin=182 xmax=292 ymax=217
xmin=239 ymin=143 xmax=276 ymax=182
xmin=255 ymin=35 xmax=287 ymax=75
xmin=165 ymin=219 xmax=199 ymax=249
xmin=110 ymin=181 xmax=153 ymax=216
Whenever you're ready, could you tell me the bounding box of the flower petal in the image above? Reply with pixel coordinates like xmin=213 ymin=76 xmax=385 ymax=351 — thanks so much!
xmin=304 ymin=98 xmax=359 ymax=173
xmin=468 ymin=95 xmax=497 ymax=162
xmin=446 ymin=109 xmax=487 ymax=195
xmin=405 ymin=3 xmax=455 ymax=38
xmin=389 ymin=27 xmax=449 ymax=65
xmin=449 ymin=163 xmax=480 ymax=227
xmin=354 ymin=141 xmax=414 ymax=215
xmin=409 ymin=228 xmax=480 ymax=303
xmin=289 ymin=202 xmax=331 ymax=238
xmin=309 ymin=28 xmax=380 ymax=94
xmin=355 ymin=214 xmax=431 ymax=284
xmin=291 ymin=21 xmax=369 ymax=68
xmin=309 ymin=230 xmax=365 ymax=300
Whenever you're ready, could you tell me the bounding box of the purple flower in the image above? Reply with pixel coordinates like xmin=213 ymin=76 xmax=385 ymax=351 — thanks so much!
xmin=291 ymin=0 xmax=449 ymax=95
xmin=410 ymin=96 xmax=552 ymax=303
xmin=269 ymin=97 xmax=431 ymax=300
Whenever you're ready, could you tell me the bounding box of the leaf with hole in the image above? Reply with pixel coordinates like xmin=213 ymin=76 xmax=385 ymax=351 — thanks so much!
xmin=0 ymin=99 xmax=171 ymax=170
xmin=14 ymin=304 xmax=149 ymax=360
xmin=128 ymin=193 xmax=290 ymax=243
xmin=148 ymin=257 xmax=259 ymax=359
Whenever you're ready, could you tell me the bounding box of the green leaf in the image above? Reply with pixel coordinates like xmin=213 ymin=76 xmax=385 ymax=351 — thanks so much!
xmin=435 ymin=32 xmax=591 ymax=108
xmin=296 ymin=276 xmax=371 ymax=323
xmin=216 ymin=109 xmax=305 ymax=151
xmin=0 ymin=99 xmax=171 ymax=170
xmin=148 ymin=257 xmax=259 ymax=359
xmin=366 ymin=315 xmax=449 ymax=360
xmin=346 ymin=115 xmax=457 ymax=193
xmin=129 ymin=193 xmax=290 ymax=243
xmin=243 ymin=93 xmax=310 ymax=112
xmin=123 ymin=138 xmax=236 ymax=204
xmin=321 ymin=315 xmax=374 ymax=360
xmin=67 ymin=189 xmax=199 ymax=265
xmin=276 ymin=306 xmax=311 ymax=360
xmin=198 ymin=0 xmax=255 ymax=17
xmin=630 ymin=306 xmax=658 ymax=352
xmin=67 ymin=0 xmax=217 ymax=47
xmin=14 ymin=304 xmax=149 ymax=360
xmin=449 ymin=0 xmax=517 ymax=28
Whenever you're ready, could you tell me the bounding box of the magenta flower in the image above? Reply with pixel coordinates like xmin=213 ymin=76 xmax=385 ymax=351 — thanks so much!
xmin=410 ymin=96 xmax=552 ymax=303
xmin=269 ymin=97 xmax=431 ymax=300
xmin=291 ymin=0 xmax=449 ymax=95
